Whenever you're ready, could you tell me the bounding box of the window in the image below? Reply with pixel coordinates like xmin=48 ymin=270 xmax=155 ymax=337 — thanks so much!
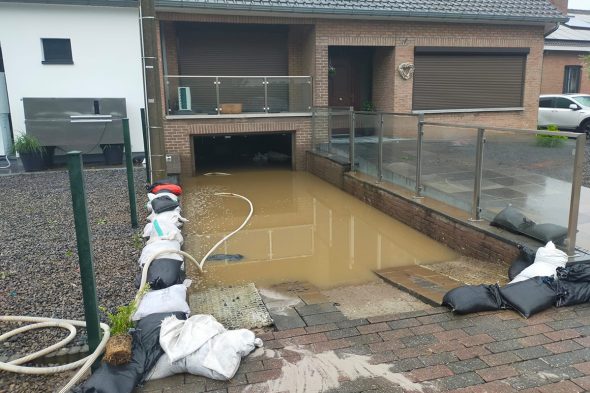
xmin=574 ymin=96 xmax=590 ymax=107
xmin=563 ymin=66 xmax=581 ymax=94
xmin=41 ymin=38 xmax=73 ymax=64
xmin=412 ymin=47 xmax=529 ymax=111
xmin=555 ymin=97 xmax=576 ymax=109
xmin=539 ymin=97 xmax=554 ymax=108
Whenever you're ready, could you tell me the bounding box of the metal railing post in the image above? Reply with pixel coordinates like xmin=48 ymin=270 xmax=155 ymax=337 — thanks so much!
xmin=414 ymin=113 xmax=425 ymax=198
xmin=263 ymin=77 xmax=268 ymax=113
xmin=349 ymin=107 xmax=356 ymax=171
xmin=215 ymin=77 xmax=220 ymax=115
xmin=140 ymin=108 xmax=151 ymax=183
xmin=327 ymin=107 xmax=332 ymax=154
xmin=311 ymin=107 xmax=316 ymax=152
xmin=122 ymin=118 xmax=138 ymax=228
xmin=567 ymin=133 xmax=586 ymax=257
xmin=67 ymin=151 xmax=101 ymax=370
xmin=377 ymin=113 xmax=384 ymax=182
xmin=470 ymin=127 xmax=485 ymax=221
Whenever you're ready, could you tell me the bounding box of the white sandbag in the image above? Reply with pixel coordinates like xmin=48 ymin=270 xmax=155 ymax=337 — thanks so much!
xmin=146 ymin=192 xmax=179 ymax=213
xmin=159 ymin=315 xmax=225 ymax=363
xmin=138 ymin=240 xmax=182 ymax=266
xmin=510 ymin=241 xmax=568 ymax=284
xmin=147 ymin=208 xmax=187 ymax=228
xmin=132 ymin=282 xmax=190 ymax=321
xmin=143 ymin=219 xmax=184 ymax=245
xmin=146 ymin=353 xmax=186 ymax=380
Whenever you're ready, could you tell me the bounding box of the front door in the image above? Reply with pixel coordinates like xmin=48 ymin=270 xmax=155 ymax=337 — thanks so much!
xmin=329 ymin=56 xmax=353 ymax=107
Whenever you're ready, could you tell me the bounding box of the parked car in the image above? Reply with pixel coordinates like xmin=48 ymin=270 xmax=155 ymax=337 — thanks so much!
xmin=538 ymin=94 xmax=590 ymax=135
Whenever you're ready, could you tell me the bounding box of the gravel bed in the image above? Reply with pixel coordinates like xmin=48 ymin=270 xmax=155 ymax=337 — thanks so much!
xmin=0 ymin=167 xmax=147 ymax=392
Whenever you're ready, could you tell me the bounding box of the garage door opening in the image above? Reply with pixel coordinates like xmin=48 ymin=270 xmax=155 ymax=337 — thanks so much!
xmin=193 ymin=132 xmax=293 ymax=171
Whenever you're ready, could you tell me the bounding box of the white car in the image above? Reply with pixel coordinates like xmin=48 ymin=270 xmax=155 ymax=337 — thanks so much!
xmin=538 ymin=94 xmax=590 ymax=135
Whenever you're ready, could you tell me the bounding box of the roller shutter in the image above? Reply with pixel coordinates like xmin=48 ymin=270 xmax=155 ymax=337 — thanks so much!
xmin=413 ymin=47 xmax=528 ymax=111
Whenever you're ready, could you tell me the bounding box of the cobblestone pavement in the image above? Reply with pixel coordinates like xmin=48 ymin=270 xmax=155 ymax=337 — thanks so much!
xmin=136 ymin=302 xmax=590 ymax=393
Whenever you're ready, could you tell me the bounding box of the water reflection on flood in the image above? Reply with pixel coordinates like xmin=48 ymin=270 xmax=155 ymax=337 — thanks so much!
xmin=182 ymin=169 xmax=458 ymax=289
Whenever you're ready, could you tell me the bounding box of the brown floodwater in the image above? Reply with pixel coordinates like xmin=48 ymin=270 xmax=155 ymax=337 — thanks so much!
xmin=182 ymin=169 xmax=458 ymax=290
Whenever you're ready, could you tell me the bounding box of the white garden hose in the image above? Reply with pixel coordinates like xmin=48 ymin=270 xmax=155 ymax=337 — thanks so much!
xmin=0 ymin=316 xmax=110 ymax=393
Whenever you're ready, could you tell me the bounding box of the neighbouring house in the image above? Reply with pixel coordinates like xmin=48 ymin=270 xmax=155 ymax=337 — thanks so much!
xmin=542 ymin=8 xmax=590 ymax=95
xmin=0 ymin=0 xmax=145 ymax=162
xmin=153 ymin=0 xmax=567 ymax=175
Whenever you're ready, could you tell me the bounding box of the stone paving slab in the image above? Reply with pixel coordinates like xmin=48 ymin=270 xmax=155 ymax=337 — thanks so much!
xmin=135 ymin=303 xmax=590 ymax=393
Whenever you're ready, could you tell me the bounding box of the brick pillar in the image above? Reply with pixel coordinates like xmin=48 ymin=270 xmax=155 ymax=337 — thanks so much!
xmin=393 ymin=42 xmax=414 ymax=113
xmin=549 ymin=0 xmax=568 ymax=15
xmin=315 ymin=45 xmax=329 ymax=107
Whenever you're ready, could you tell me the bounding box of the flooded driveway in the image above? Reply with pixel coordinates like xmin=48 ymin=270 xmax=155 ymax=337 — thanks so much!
xmin=182 ymin=169 xmax=458 ymax=290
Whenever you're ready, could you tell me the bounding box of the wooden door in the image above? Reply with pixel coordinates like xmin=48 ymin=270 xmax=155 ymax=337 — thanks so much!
xmin=329 ymin=56 xmax=353 ymax=108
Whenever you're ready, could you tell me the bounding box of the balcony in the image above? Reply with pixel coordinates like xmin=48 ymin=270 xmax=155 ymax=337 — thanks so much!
xmin=164 ymin=75 xmax=313 ymax=119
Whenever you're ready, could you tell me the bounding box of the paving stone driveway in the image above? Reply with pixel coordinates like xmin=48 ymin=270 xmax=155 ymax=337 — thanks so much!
xmin=136 ymin=303 xmax=590 ymax=393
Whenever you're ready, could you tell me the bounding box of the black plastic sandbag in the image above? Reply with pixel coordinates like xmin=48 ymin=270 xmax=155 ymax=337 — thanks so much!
xmin=150 ymin=196 xmax=179 ymax=214
xmin=491 ymin=207 xmax=568 ymax=245
xmin=73 ymin=312 xmax=186 ymax=393
xmin=499 ymin=277 xmax=558 ymax=318
xmin=508 ymin=245 xmax=537 ymax=281
xmin=146 ymin=177 xmax=179 ymax=192
xmin=442 ymin=284 xmax=504 ymax=314
xmin=556 ymin=264 xmax=590 ymax=282
xmin=134 ymin=259 xmax=185 ymax=290
xmin=555 ymin=280 xmax=590 ymax=307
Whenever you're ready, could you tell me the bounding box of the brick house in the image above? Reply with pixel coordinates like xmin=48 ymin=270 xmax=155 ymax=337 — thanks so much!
xmin=154 ymin=0 xmax=566 ymax=174
xmin=542 ymin=8 xmax=590 ymax=95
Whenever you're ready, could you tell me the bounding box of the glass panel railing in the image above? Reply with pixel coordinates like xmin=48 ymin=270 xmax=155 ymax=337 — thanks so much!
xmin=312 ymin=107 xmax=330 ymax=155
xmin=165 ymin=76 xmax=218 ymax=115
xmin=218 ymin=77 xmax=266 ymax=114
xmin=420 ymin=124 xmax=479 ymax=213
xmin=329 ymin=108 xmax=353 ymax=162
xmin=353 ymin=113 xmax=379 ymax=177
xmin=381 ymin=114 xmax=419 ymax=189
xmin=266 ymin=77 xmax=312 ymax=113
xmin=481 ymin=130 xmax=576 ymax=228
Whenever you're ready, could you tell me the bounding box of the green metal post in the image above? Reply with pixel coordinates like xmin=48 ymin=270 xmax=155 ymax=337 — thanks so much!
xmin=140 ymin=108 xmax=151 ymax=183
xmin=123 ymin=118 xmax=139 ymax=228
xmin=67 ymin=151 xmax=101 ymax=367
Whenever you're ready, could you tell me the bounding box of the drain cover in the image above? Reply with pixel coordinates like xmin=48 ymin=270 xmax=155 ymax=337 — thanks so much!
xmin=189 ymin=283 xmax=274 ymax=330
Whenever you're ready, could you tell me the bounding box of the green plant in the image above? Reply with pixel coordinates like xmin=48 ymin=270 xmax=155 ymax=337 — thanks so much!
xmin=536 ymin=124 xmax=567 ymax=147
xmin=13 ymin=134 xmax=44 ymax=154
xmin=101 ymin=285 xmax=149 ymax=336
xmin=132 ymin=232 xmax=143 ymax=250
xmin=361 ymin=101 xmax=375 ymax=112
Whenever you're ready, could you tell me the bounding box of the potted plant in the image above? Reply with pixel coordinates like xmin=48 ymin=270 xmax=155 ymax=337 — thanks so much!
xmin=100 ymin=144 xmax=124 ymax=165
xmin=13 ymin=134 xmax=46 ymax=172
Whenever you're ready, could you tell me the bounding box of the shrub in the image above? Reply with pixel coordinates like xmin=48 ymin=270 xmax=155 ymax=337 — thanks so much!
xmin=536 ymin=124 xmax=567 ymax=148
xmin=13 ymin=134 xmax=44 ymax=154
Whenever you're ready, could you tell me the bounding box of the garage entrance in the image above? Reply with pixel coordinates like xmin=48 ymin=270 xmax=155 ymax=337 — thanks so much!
xmin=193 ymin=132 xmax=293 ymax=172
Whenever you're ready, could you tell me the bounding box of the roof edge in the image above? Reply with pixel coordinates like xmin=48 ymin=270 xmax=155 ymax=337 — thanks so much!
xmin=0 ymin=0 xmax=137 ymax=7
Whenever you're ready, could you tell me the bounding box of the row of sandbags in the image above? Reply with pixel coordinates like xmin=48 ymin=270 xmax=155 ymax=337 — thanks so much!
xmin=443 ymin=241 xmax=590 ymax=318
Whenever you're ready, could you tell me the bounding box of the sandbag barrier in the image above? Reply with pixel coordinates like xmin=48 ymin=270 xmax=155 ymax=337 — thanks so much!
xmin=74 ymin=177 xmax=262 ymax=393
xmin=443 ymin=241 xmax=590 ymax=318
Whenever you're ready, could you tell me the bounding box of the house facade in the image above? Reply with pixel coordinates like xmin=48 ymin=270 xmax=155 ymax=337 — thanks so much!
xmin=0 ymin=0 xmax=145 ymax=158
xmin=542 ymin=8 xmax=590 ymax=95
xmin=154 ymin=0 xmax=566 ymax=175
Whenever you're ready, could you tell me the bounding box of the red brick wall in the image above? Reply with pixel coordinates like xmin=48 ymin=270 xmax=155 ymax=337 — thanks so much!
xmin=541 ymin=51 xmax=590 ymax=95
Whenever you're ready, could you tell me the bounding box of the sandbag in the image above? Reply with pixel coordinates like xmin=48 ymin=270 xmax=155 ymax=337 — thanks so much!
xmin=133 ymin=282 xmax=190 ymax=321
xmin=159 ymin=315 xmax=225 ymax=363
xmin=73 ymin=312 xmax=186 ymax=393
xmin=556 ymin=264 xmax=590 ymax=282
xmin=147 ymin=209 xmax=186 ymax=228
xmin=148 ymin=192 xmax=178 ymax=202
xmin=556 ymin=280 xmax=590 ymax=307
xmin=508 ymin=245 xmax=537 ymax=281
xmin=491 ymin=206 xmax=568 ymax=245
xmin=442 ymin=284 xmax=503 ymax=314
xmin=134 ymin=259 xmax=185 ymax=290
xmin=147 ymin=177 xmax=179 ymax=190
xmin=147 ymin=316 xmax=263 ymax=381
xmin=138 ymin=240 xmax=182 ymax=266
xmin=499 ymin=277 xmax=558 ymax=318
xmin=510 ymin=241 xmax=567 ymax=284
xmin=143 ymin=219 xmax=184 ymax=245
xmin=149 ymin=196 xmax=180 ymax=214
xmin=151 ymin=184 xmax=182 ymax=196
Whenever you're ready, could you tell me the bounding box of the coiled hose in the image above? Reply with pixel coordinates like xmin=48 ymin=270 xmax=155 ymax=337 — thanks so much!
xmin=0 ymin=192 xmax=253 ymax=392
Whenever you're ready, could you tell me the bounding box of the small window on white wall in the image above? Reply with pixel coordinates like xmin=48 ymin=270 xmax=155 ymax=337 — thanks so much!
xmin=41 ymin=38 xmax=73 ymax=65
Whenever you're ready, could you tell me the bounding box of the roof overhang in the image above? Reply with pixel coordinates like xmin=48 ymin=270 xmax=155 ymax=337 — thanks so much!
xmin=0 ymin=0 xmax=137 ymax=7
xmin=544 ymin=45 xmax=590 ymax=52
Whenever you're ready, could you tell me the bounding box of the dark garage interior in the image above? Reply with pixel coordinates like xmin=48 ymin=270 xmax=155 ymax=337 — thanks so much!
xmin=193 ymin=132 xmax=293 ymax=171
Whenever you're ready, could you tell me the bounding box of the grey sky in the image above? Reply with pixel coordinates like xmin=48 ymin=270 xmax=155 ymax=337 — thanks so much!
xmin=569 ymin=0 xmax=590 ymax=10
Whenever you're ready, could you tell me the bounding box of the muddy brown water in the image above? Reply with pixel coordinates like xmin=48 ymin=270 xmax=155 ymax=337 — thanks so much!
xmin=182 ymin=169 xmax=458 ymax=290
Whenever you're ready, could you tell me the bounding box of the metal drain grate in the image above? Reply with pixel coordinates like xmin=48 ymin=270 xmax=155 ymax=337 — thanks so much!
xmin=189 ymin=283 xmax=274 ymax=330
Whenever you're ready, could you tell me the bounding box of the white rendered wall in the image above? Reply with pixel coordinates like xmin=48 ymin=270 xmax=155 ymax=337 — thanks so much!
xmin=0 ymin=3 xmax=145 ymax=152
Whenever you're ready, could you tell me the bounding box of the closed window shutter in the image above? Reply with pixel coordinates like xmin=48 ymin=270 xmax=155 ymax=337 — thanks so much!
xmin=413 ymin=49 xmax=527 ymax=111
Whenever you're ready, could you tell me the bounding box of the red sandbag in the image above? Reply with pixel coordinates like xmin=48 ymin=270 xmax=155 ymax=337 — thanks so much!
xmin=151 ymin=184 xmax=182 ymax=196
